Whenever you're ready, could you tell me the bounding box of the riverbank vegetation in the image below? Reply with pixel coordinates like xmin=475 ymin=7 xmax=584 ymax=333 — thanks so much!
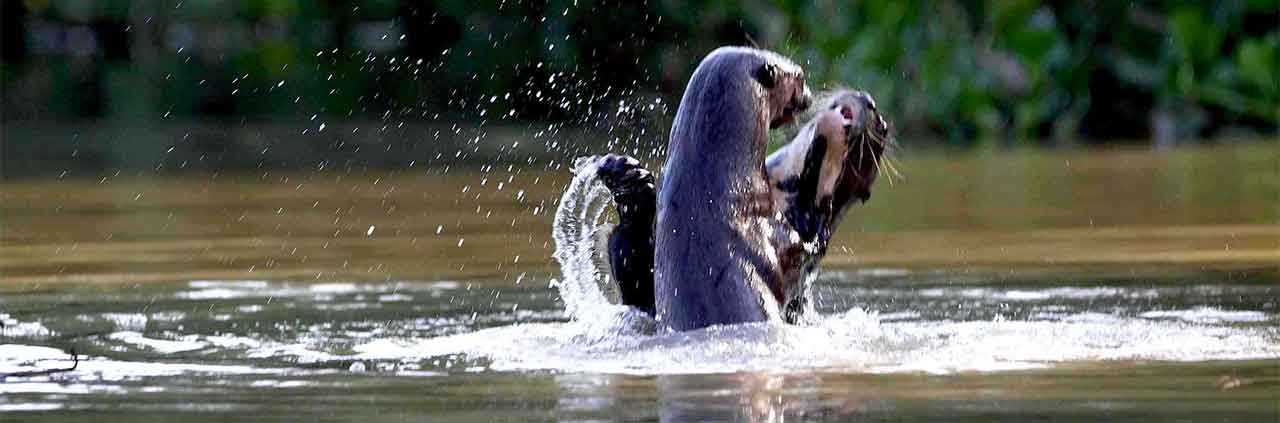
xmin=2 ymin=1 xmax=1275 ymax=176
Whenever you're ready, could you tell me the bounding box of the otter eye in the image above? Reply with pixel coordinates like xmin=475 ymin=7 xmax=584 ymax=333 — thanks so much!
xmin=753 ymin=63 xmax=777 ymax=89
xmin=857 ymin=91 xmax=877 ymax=111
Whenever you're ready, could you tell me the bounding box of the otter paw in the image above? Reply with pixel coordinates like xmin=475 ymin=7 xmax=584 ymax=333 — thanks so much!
xmin=595 ymin=154 xmax=655 ymax=196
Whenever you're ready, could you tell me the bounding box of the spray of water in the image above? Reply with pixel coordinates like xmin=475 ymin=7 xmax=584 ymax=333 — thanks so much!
xmin=547 ymin=156 xmax=656 ymax=339
xmin=549 ymin=156 xmax=615 ymax=319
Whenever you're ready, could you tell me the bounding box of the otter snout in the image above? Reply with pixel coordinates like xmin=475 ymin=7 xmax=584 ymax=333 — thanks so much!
xmin=851 ymin=90 xmax=889 ymax=141
xmin=829 ymin=91 xmax=889 ymax=147
xmin=802 ymin=89 xmax=891 ymax=205
xmin=773 ymin=84 xmax=812 ymax=129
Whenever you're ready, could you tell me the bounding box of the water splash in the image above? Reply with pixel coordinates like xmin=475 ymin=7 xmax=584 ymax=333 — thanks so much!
xmin=541 ymin=156 xmax=657 ymax=341
xmin=351 ymin=305 xmax=1279 ymax=375
xmin=2 ymin=276 xmax=1276 ymax=379
xmin=549 ymin=157 xmax=622 ymax=319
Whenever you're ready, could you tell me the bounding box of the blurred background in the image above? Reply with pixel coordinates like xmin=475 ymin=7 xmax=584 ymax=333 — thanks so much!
xmin=3 ymin=0 xmax=1277 ymax=178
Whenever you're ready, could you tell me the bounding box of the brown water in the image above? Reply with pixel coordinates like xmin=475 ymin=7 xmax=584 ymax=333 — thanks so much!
xmin=1 ymin=144 xmax=1278 ymax=421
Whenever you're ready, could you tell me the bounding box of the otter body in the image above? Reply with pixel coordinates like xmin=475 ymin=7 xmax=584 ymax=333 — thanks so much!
xmin=655 ymin=47 xmax=811 ymax=330
xmin=591 ymin=47 xmax=889 ymax=331
xmin=764 ymin=90 xmax=890 ymax=318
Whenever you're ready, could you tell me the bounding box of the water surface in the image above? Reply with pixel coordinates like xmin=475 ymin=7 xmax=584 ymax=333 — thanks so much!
xmin=2 ymin=145 xmax=1278 ymax=421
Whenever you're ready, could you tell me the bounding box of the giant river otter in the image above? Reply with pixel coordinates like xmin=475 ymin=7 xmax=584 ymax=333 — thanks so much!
xmin=589 ymin=47 xmax=890 ymax=331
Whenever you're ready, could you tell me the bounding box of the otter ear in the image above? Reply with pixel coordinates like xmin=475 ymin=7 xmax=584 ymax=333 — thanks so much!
xmin=753 ymin=63 xmax=777 ymax=89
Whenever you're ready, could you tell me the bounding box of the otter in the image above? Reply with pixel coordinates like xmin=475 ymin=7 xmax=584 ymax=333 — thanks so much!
xmin=589 ymin=47 xmax=890 ymax=331
xmin=763 ymin=89 xmax=890 ymax=320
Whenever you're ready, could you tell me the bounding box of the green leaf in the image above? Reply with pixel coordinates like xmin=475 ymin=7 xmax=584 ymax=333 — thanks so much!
xmin=1235 ymin=38 xmax=1278 ymax=97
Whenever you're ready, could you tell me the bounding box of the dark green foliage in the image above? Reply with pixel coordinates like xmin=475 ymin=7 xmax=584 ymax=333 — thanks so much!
xmin=2 ymin=0 xmax=1275 ymax=151
xmin=760 ymin=0 xmax=1278 ymax=145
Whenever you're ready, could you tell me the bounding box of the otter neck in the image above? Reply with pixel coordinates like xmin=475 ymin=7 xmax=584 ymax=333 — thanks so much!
xmin=664 ymin=71 xmax=772 ymax=205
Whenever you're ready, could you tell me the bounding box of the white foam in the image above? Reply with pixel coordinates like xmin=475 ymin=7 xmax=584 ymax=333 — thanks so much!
xmin=351 ymin=307 xmax=1279 ymax=375
xmin=912 ymin=287 xmax=1159 ymax=301
xmin=188 ymin=280 xmax=271 ymax=289
xmin=0 ymin=403 xmax=65 ymax=411
xmin=249 ymin=379 xmax=311 ymax=388
xmin=0 ymin=344 xmax=68 ymax=365
xmin=855 ymin=268 xmax=910 ymax=277
xmin=203 ymin=334 xmax=264 ymax=349
xmin=176 ymin=280 xmax=464 ymax=302
xmin=98 ymin=313 xmax=149 ymax=331
xmin=0 ymin=383 xmax=112 ymax=395
xmin=377 ymin=294 xmax=414 ymax=302
xmin=0 ymin=344 xmax=284 ymax=389
xmin=1140 ymin=307 xmax=1270 ymax=323
xmin=244 ymin=343 xmax=340 ymax=363
xmin=310 ymin=283 xmax=362 ymax=293
xmin=0 ymin=313 xmax=54 ymax=338
xmin=102 ymin=331 xmax=339 ymax=364
xmin=108 ymin=332 xmax=206 ymax=354
xmin=427 ymin=281 xmax=461 ymax=290
xmin=177 ymin=288 xmax=249 ymax=300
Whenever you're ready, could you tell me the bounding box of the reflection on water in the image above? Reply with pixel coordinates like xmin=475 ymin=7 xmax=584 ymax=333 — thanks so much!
xmin=2 ymin=145 xmax=1279 ymax=420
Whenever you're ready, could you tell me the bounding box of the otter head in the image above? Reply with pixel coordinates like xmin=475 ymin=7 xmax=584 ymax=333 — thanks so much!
xmin=665 ymin=47 xmax=815 ymax=191
xmin=822 ymin=89 xmax=891 ymax=205
xmin=752 ymin=61 xmax=812 ymax=129
xmin=765 ymin=89 xmax=893 ymax=236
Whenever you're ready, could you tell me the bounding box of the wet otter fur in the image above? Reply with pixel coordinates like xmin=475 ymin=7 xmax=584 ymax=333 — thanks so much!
xmin=765 ymin=89 xmax=892 ymax=320
xmin=652 ymin=47 xmax=811 ymax=330
xmin=589 ymin=47 xmax=890 ymax=331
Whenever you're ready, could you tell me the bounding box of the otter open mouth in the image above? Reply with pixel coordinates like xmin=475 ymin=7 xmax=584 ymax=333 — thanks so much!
xmin=838 ymin=94 xmax=894 ymax=204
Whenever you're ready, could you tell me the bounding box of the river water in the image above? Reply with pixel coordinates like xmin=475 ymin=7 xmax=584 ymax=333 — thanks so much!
xmin=2 ymin=144 xmax=1277 ymax=421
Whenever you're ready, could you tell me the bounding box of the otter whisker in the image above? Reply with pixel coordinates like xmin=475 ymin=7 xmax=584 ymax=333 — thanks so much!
xmin=864 ymin=121 xmax=901 ymax=183
xmin=878 ymin=149 xmax=896 ymax=186
xmin=862 ymin=133 xmax=893 ymax=186
xmin=883 ymin=155 xmax=902 ymax=184
xmin=876 ymin=156 xmax=893 ymax=186
xmin=879 ymin=138 xmax=903 ymax=182
xmin=853 ymin=132 xmax=875 ymax=184
xmin=856 ymin=132 xmax=867 ymax=174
